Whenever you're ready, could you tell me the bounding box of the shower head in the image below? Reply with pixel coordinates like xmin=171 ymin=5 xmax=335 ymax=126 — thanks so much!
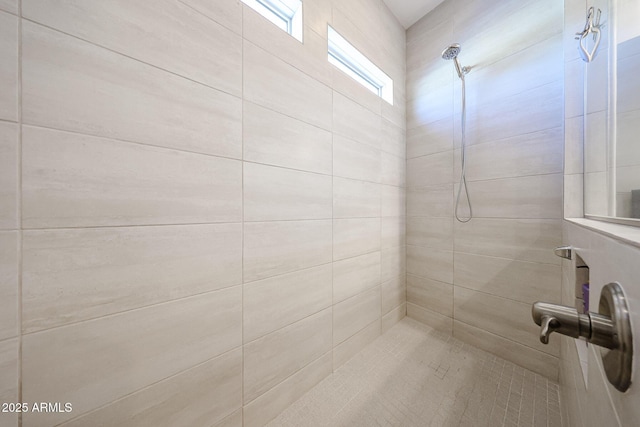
xmin=441 ymin=44 xmax=461 ymax=60
xmin=441 ymin=43 xmax=467 ymax=79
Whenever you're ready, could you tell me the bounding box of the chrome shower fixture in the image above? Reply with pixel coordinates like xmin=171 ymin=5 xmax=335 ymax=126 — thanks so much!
xmin=442 ymin=43 xmax=472 ymax=222
xmin=441 ymin=43 xmax=469 ymax=79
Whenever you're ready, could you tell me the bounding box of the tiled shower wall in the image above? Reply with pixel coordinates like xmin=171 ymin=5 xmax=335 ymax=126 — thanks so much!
xmin=405 ymin=0 xmax=565 ymax=379
xmin=0 ymin=1 xmax=406 ymax=426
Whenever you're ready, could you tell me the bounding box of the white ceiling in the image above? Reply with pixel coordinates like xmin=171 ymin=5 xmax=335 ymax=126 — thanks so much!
xmin=382 ymin=0 xmax=446 ymax=29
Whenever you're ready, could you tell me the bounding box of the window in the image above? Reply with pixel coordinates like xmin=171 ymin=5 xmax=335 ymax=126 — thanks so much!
xmin=241 ymin=0 xmax=303 ymax=42
xmin=327 ymin=26 xmax=393 ymax=105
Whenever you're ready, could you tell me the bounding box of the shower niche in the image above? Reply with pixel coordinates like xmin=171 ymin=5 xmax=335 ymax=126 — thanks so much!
xmin=574 ymin=254 xmax=590 ymax=386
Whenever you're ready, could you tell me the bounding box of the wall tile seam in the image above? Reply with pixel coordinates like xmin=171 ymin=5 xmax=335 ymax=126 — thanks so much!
xmin=407 ymin=79 xmax=564 ymax=118
xmin=48 ymin=344 xmax=244 ymax=426
xmin=20 ymin=283 xmax=243 ymax=337
xmin=21 ymin=17 xmax=244 ymax=100
xmin=21 ymin=221 xmax=244 ymax=233
xmin=448 ymin=283 xmax=560 ymax=306
xmin=447 ymin=170 xmax=566 ymax=185
xmin=16 ymin=2 xmax=24 ymax=423
xmin=405 ymin=300 xmax=452 ymax=317
xmin=406 ymin=126 xmax=564 ymax=156
xmin=330 ymin=5 xmax=404 ymax=71
xmin=245 ymin=38 xmax=402 ymax=119
xmin=176 ymin=0 xmax=242 ymax=37
xmin=449 ymin=252 xmax=561 ymax=269
xmin=0 ymin=6 xmax=17 ymax=17
xmin=242 ymin=306 xmax=333 ymax=348
xmin=241 ymin=348 xmax=332 ymax=407
xmin=0 ymin=117 xmax=18 ymax=125
xmin=451 ymin=251 xmax=563 ymax=268
xmin=453 ymin=318 xmax=562 ymax=359
xmin=21 ymin=122 xmax=245 ymax=163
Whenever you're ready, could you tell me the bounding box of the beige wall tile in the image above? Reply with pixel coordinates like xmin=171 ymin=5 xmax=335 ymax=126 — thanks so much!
xmin=407 ymin=117 xmax=453 ymax=159
xmin=460 ymin=80 xmax=563 ymax=147
xmin=243 ymin=5 xmax=331 ymax=86
xmin=22 ymin=0 xmax=242 ymax=96
xmin=406 ymin=303 xmax=452 ymax=334
xmin=333 ymin=252 xmax=381 ymax=303
xmin=381 ymin=118 xmax=405 ymax=158
xmin=180 ymin=0 xmax=242 ymax=34
xmin=382 ymin=275 xmax=406 ymax=314
xmin=453 ymin=218 xmax=562 ymax=265
xmin=244 ymin=309 xmax=332 ymax=403
xmin=213 ymin=410 xmax=242 ymax=427
xmin=330 ymin=66 xmax=382 ymax=116
xmin=243 ymin=264 xmax=332 ymax=343
xmin=243 ymin=352 xmax=331 ymax=427
xmin=462 ymin=35 xmax=563 ymax=108
xmin=0 ymin=11 xmax=17 ymax=121
xmin=333 ymin=177 xmax=380 ymax=219
xmin=22 ymin=224 xmax=241 ymax=333
xmin=333 ymin=287 xmax=381 ymax=346
xmin=406 ymin=217 xmax=453 ymax=249
xmin=244 ymin=41 xmax=332 ymax=130
xmin=244 ymin=220 xmax=332 ymax=282
xmin=61 ymin=348 xmax=242 ymax=427
xmin=0 ymin=0 xmax=17 ymax=14
xmin=407 ymin=184 xmax=453 ymax=218
xmin=243 ymin=101 xmax=332 ymax=175
xmin=454 ymin=252 xmax=561 ymax=304
xmin=564 ymin=173 xmax=584 ymax=218
xmin=382 ymin=303 xmax=406 ymax=334
xmin=453 ymin=320 xmax=559 ymax=381
xmin=333 ymin=218 xmax=380 ymax=261
xmin=0 ymin=232 xmax=17 ymax=341
xmin=0 ymin=338 xmax=18 ymax=427
xmin=454 ymin=287 xmax=558 ymax=356
xmin=22 ymin=22 xmax=242 ymax=158
xmin=244 ymin=163 xmax=332 ymax=221
xmin=454 ymin=127 xmax=564 ymax=180
xmin=0 ymin=122 xmax=17 ymax=229
xmin=381 ymin=245 xmax=405 ymax=283
xmin=565 ymin=115 xmax=584 ymax=175
xmin=381 ymin=216 xmax=405 ymax=249
xmin=407 ymin=151 xmax=453 ymax=188
xmin=333 ymin=92 xmax=381 ymax=149
xmin=406 ymin=83 xmax=453 ymax=129
xmin=304 ymin=0 xmax=332 ymax=37
xmin=381 ymin=184 xmax=406 ymax=217
xmin=464 ymin=174 xmax=563 ymax=219
xmin=585 ymin=346 xmax=621 ymax=427
xmin=333 ymin=320 xmax=380 ymax=370
xmin=22 ymin=287 xmax=242 ymax=426
xmin=406 ymin=274 xmax=453 ymax=317
xmin=333 ymin=135 xmax=381 ymax=183
xmin=22 ymin=126 xmax=242 ymax=228
xmin=381 ymin=152 xmax=405 ymax=187
xmin=406 ymin=246 xmax=453 ymax=284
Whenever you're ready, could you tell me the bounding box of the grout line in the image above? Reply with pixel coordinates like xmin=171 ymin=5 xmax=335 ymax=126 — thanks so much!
xmin=17 ymin=1 xmax=24 ymax=426
xmin=21 ymin=283 xmax=243 ymax=337
xmin=240 ymin=12 xmax=245 ymax=415
xmin=49 ymin=344 xmax=244 ymax=426
xmin=20 ymin=16 xmax=244 ymax=100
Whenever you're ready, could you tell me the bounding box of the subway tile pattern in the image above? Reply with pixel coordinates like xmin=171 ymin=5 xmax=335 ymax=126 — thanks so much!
xmin=267 ymin=319 xmax=562 ymax=427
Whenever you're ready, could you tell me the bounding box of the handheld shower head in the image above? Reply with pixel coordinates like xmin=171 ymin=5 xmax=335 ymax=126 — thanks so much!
xmin=441 ymin=44 xmax=461 ymax=60
xmin=441 ymin=44 xmax=467 ymax=79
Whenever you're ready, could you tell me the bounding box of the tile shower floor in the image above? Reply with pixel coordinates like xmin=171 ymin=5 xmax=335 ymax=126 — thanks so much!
xmin=267 ymin=318 xmax=562 ymax=427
